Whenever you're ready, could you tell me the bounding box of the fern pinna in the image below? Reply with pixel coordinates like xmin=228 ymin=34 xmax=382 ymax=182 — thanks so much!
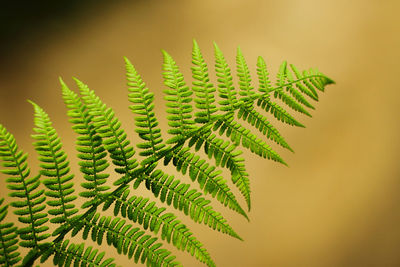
xmin=0 ymin=40 xmax=334 ymax=267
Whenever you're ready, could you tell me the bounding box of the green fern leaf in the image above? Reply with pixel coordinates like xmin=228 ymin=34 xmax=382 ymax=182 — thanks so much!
xmin=188 ymin=131 xmax=251 ymax=210
xmin=275 ymin=61 xmax=312 ymax=116
xmin=289 ymin=64 xmax=318 ymax=101
xmin=214 ymin=42 xmax=239 ymax=111
xmin=256 ymin=56 xmax=273 ymax=94
xmin=0 ymin=124 xmax=50 ymax=248
xmin=256 ymin=57 xmax=304 ymax=127
xmin=237 ymin=105 xmax=292 ymax=151
xmin=61 ymin=79 xmax=111 ymax=209
xmin=110 ymin=188 xmax=216 ymax=267
xmin=125 ymin=57 xmax=166 ymax=163
xmin=256 ymin=96 xmax=304 ymax=127
xmin=191 ymin=40 xmax=218 ymax=124
xmin=165 ymin=146 xmax=248 ymax=219
xmin=75 ymin=78 xmax=139 ymax=184
xmin=142 ymin=170 xmax=241 ymax=239
xmin=75 ymin=212 xmax=180 ymax=267
xmin=30 ymin=101 xmax=78 ymax=225
xmin=214 ymin=113 xmax=286 ymax=165
xmin=236 ymin=46 xmax=255 ymax=103
xmin=162 ymin=50 xmax=195 ymax=143
xmin=0 ymin=41 xmax=334 ymax=267
xmin=284 ymin=65 xmax=315 ymax=109
xmin=42 ymin=239 xmax=116 ymax=267
xmin=0 ymin=198 xmax=21 ymax=266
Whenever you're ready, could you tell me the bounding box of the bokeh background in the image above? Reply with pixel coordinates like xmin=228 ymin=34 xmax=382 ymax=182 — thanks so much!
xmin=1 ymin=0 xmax=399 ymax=266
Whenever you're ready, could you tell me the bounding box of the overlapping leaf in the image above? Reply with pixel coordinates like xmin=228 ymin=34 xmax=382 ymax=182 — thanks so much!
xmin=61 ymin=80 xmax=111 ymax=209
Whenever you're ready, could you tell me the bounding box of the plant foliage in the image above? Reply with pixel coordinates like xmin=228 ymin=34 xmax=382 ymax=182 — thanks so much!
xmin=0 ymin=40 xmax=334 ymax=266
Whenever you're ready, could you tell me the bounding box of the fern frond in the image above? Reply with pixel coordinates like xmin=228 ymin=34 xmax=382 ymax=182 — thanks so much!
xmin=39 ymin=240 xmax=116 ymax=267
xmin=188 ymin=130 xmax=251 ymax=210
xmin=125 ymin=57 xmax=166 ymax=165
xmin=234 ymin=52 xmax=292 ymax=152
xmin=139 ymin=170 xmax=241 ymax=240
xmin=30 ymin=101 xmax=78 ymax=225
xmin=73 ymin=213 xmax=180 ymax=267
xmin=214 ymin=113 xmax=286 ymax=165
xmin=75 ymin=78 xmax=139 ymax=184
xmin=256 ymin=56 xmax=273 ymax=94
xmin=214 ymin=42 xmax=238 ymax=111
xmin=256 ymin=57 xmax=304 ymax=127
xmin=237 ymin=105 xmax=292 ymax=151
xmin=61 ymin=79 xmax=111 ymax=209
xmin=0 ymin=124 xmax=50 ymax=248
xmin=164 ymin=146 xmax=248 ymax=219
xmin=162 ymin=50 xmax=195 ymax=144
xmin=289 ymin=64 xmax=318 ymax=101
xmin=0 ymin=198 xmax=21 ymax=266
xmin=191 ymin=40 xmax=218 ymax=124
xmin=304 ymin=68 xmax=335 ymax=92
xmin=283 ymin=65 xmax=315 ymax=110
xmin=274 ymin=61 xmax=312 ymax=116
xmin=256 ymin=96 xmax=304 ymax=127
xmin=236 ymin=46 xmax=255 ymax=103
xmin=109 ymin=188 xmax=215 ymax=267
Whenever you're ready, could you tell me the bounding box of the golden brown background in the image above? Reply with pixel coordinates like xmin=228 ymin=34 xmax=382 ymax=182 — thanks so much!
xmin=1 ymin=0 xmax=399 ymax=266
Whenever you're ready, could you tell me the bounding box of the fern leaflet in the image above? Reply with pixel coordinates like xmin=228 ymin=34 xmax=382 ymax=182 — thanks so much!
xmin=191 ymin=39 xmax=218 ymax=123
xmin=76 ymin=78 xmax=139 ymax=184
xmin=61 ymin=80 xmax=111 ymax=209
xmin=0 ymin=198 xmax=21 ymax=266
xmin=30 ymin=101 xmax=78 ymax=225
xmin=0 ymin=124 xmax=50 ymax=248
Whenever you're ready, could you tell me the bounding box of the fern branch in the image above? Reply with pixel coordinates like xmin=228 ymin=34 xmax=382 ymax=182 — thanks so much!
xmin=0 ymin=124 xmax=50 ymax=248
xmin=236 ymin=46 xmax=255 ymax=103
xmin=256 ymin=96 xmax=304 ymax=127
xmin=164 ymin=146 xmax=248 ymax=219
xmin=30 ymin=101 xmax=78 ymax=225
xmin=191 ymin=39 xmax=218 ymax=123
xmin=22 ymin=52 xmax=334 ymax=265
xmin=72 ymin=212 xmax=180 ymax=267
xmin=0 ymin=198 xmax=21 ymax=266
xmin=237 ymin=105 xmax=292 ymax=151
xmin=125 ymin=57 xmax=166 ymax=166
xmin=283 ymin=65 xmax=315 ymax=109
xmin=289 ymin=64 xmax=318 ymax=101
xmin=188 ymin=129 xmax=251 ymax=210
xmin=61 ymin=79 xmax=111 ymax=209
xmin=138 ymin=169 xmax=242 ymax=239
xmin=38 ymin=240 xmax=117 ymax=267
xmin=213 ymin=113 xmax=286 ymax=164
xmin=163 ymin=50 xmax=195 ymax=144
xmin=76 ymin=78 xmax=139 ymax=184
xmin=109 ymin=188 xmax=216 ymax=267
xmin=214 ymin=42 xmax=238 ymax=111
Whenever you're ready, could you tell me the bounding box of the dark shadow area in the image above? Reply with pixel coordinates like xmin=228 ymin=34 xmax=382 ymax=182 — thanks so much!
xmin=0 ymin=0 xmax=132 ymax=62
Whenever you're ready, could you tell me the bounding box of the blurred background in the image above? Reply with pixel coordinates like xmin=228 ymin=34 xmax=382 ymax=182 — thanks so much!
xmin=0 ymin=0 xmax=399 ymax=266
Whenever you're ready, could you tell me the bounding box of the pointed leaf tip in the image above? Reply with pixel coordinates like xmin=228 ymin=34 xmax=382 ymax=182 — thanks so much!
xmin=123 ymin=56 xmax=131 ymax=65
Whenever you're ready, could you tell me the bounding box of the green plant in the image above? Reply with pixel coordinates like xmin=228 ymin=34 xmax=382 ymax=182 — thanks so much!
xmin=0 ymin=40 xmax=334 ymax=267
